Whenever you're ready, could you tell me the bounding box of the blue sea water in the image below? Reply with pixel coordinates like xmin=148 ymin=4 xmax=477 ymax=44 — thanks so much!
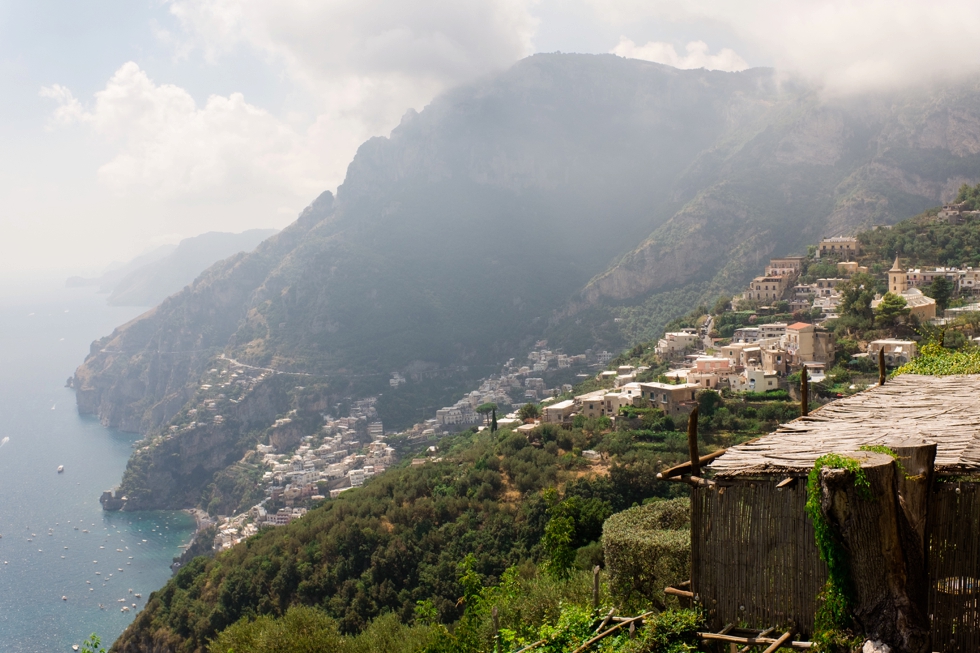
xmin=0 ymin=279 xmax=196 ymax=652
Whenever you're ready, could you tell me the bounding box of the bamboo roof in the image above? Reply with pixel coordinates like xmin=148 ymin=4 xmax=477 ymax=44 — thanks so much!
xmin=709 ymin=375 xmax=980 ymax=477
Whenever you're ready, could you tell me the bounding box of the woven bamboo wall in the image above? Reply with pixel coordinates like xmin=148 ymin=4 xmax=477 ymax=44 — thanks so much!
xmin=691 ymin=480 xmax=827 ymax=638
xmin=929 ymin=482 xmax=980 ymax=653
xmin=692 ymin=479 xmax=980 ymax=651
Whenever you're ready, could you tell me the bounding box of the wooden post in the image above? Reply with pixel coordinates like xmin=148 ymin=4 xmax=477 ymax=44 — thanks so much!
xmin=800 ymin=369 xmax=809 ymax=417
xmin=879 ymin=347 xmax=887 ymax=386
xmin=687 ymin=407 xmax=700 ymax=477
xmin=492 ymin=606 xmax=500 ymax=653
xmin=592 ymin=565 xmax=600 ymax=609
xmin=814 ymin=450 xmax=931 ymax=652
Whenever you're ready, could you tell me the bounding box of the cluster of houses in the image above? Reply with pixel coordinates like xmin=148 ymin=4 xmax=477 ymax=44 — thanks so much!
xmin=741 ymin=237 xmax=956 ymax=324
xmin=207 ymin=410 xmax=397 ymax=550
xmin=541 ymin=370 xmax=703 ymax=424
xmin=934 ymin=200 xmax=980 ymax=225
xmin=431 ymin=342 xmax=596 ymax=428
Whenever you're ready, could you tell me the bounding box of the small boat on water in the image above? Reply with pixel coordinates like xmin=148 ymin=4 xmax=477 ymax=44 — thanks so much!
xmin=72 ymin=645 xmax=79 ymax=651
xmin=57 ymin=465 xmax=64 ymax=473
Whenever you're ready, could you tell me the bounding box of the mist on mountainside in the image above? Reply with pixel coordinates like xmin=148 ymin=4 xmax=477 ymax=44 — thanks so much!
xmin=72 ymin=54 xmax=980 ymax=508
xmin=66 ymin=229 xmax=279 ymax=306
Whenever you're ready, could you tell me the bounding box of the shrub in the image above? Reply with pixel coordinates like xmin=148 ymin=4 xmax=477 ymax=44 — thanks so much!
xmin=603 ymin=498 xmax=691 ymax=611
xmin=740 ymin=390 xmax=790 ymax=401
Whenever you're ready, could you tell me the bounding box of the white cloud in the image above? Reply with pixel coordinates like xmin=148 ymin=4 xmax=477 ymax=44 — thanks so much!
xmin=612 ymin=37 xmax=747 ymax=72
xmin=40 ymin=1 xmax=538 ymax=206
xmin=592 ymin=0 xmax=980 ymax=92
xmin=165 ymin=0 xmax=536 ymax=131
xmin=41 ymin=62 xmax=327 ymax=201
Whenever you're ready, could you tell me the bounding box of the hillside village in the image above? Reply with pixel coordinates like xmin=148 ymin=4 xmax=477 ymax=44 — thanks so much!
xmin=165 ymin=203 xmax=980 ymax=557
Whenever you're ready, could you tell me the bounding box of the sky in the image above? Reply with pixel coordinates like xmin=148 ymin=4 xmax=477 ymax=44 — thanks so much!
xmin=3 ymin=0 xmax=980 ymax=276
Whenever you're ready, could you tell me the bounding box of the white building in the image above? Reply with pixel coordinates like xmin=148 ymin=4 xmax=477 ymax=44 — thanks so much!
xmin=348 ymin=469 xmax=365 ymax=487
xmin=867 ymin=339 xmax=918 ymax=366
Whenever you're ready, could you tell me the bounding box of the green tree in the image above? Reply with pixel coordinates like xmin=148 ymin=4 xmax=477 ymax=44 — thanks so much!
xmin=80 ymin=634 xmax=106 ymax=653
xmin=838 ymin=273 xmax=879 ymax=321
xmin=209 ymin=605 xmax=344 ymax=653
xmin=542 ymin=514 xmax=575 ymax=581
xmin=955 ymin=182 xmax=980 ymax=210
xmin=476 ymin=402 xmax=497 ymax=425
xmin=517 ymin=403 xmax=540 ymax=421
xmin=490 ymin=408 xmax=497 ymax=433
xmin=697 ymin=389 xmax=723 ymax=418
xmin=926 ymin=276 xmax=954 ymax=311
xmin=874 ymin=292 xmax=910 ymax=327
xmin=711 ymin=295 xmax=731 ymax=315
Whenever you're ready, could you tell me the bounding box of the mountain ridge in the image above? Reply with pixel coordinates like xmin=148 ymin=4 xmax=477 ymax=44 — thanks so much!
xmin=72 ymin=53 xmax=980 ymax=510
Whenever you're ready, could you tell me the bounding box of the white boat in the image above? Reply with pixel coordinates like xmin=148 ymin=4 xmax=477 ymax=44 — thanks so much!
xmin=57 ymin=465 xmax=64 ymax=473
xmin=72 ymin=646 xmax=79 ymax=651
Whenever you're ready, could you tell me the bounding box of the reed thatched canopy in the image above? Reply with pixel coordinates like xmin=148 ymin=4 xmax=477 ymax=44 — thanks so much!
xmin=709 ymin=374 xmax=980 ymax=477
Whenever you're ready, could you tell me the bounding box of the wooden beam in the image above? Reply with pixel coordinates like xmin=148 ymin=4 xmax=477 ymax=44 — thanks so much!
xmin=776 ymin=477 xmax=795 ymax=489
xmin=595 ymin=607 xmax=615 ymax=634
xmin=669 ymin=474 xmax=715 ymax=488
xmin=657 ymin=448 xmax=727 ymax=479
xmin=761 ymin=630 xmax=794 ymax=653
xmin=571 ymin=612 xmax=653 ymax=653
xmin=698 ymin=632 xmax=813 ymax=649
xmin=663 ymin=587 xmax=694 ymax=599
xmin=735 ymin=627 xmax=776 ymax=651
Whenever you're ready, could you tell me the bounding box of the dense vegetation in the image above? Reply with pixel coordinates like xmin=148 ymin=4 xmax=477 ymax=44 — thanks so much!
xmin=114 ymin=416 xmax=707 ymax=653
xmin=954 ymin=182 xmax=980 ymax=211
xmin=859 ymin=209 xmax=980 ymax=269
xmin=896 ymin=339 xmax=980 ymax=376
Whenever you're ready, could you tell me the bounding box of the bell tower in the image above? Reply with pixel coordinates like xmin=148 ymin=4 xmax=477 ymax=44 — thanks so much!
xmin=888 ymin=255 xmax=906 ymax=294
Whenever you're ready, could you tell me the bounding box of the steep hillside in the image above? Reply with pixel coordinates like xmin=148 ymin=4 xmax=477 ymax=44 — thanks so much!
xmin=110 ymin=420 xmax=695 ymax=653
xmin=74 ymin=55 xmax=791 ymax=433
xmin=73 ymin=54 xmax=980 ymax=510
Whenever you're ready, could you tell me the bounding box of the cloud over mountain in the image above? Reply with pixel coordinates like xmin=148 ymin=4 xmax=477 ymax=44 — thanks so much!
xmin=612 ymin=38 xmax=748 ymax=72
xmin=595 ymin=0 xmax=980 ymax=92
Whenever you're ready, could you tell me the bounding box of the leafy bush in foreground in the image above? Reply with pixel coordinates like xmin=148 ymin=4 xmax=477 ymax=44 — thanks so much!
xmin=895 ymin=341 xmax=980 ymax=376
xmin=603 ymin=499 xmax=691 ymax=612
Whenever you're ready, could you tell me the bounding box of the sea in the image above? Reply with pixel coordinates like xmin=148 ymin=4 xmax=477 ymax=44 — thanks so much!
xmin=0 ymin=278 xmax=196 ymax=652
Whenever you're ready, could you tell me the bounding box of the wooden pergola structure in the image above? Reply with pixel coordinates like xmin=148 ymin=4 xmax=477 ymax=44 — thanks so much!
xmin=665 ymin=375 xmax=980 ymax=652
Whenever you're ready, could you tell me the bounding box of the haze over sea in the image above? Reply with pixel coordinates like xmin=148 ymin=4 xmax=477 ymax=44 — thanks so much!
xmin=0 ymin=278 xmax=195 ymax=652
